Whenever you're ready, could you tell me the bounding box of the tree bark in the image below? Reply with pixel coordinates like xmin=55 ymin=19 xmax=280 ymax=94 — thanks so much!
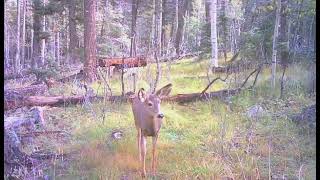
xmin=5 ymin=4 xmax=9 ymax=71
xmin=162 ymin=88 xmax=241 ymax=103
xmin=15 ymin=0 xmax=21 ymax=73
xmin=55 ymin=32 xmax=60 ymax=66
xmin=68 ymin=0 xmax=79 ymax=64
xmin=4 ymin=88 xmax=242 ymax=110
xmin=40 ymin=0 xmax=46 ymax=67
xmin=161 ymin=0 xmax=166 ymax=56
xmin=130 ymin=0 xmax=139 ymax=57
xmin=271 ymin=0 xmax=281 ymax=89
xmin=221 ymin=0 xmax=228 ymax=62
xmin=154 ymin=0 xmax=162 ymax=56
xmin=171 ymin=0 xmax=179 ymax=44
xmin=278 ymin=0 xmax=288 ymax=98
xmin=32 ymin=0 xmax=42 ymax=69
xmin=84 ymin=0 xmax=97 ymax=82
xmin=210 ymin=0 xmax=218 ymax=67
xmin=174 ymin=0 xmax=188 ymax=56
xmin=4 ymin=95 xmax=100 ymax=111
xmin=21 ymin=0 xmax=26 ymax=68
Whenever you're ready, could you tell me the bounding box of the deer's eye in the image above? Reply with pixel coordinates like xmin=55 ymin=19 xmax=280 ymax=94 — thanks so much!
xmin=148 ymin=102 xmax=153 ymax=106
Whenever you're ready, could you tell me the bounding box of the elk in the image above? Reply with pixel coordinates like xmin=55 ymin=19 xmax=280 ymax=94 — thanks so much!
xmin=127 ymin=83 xmax=172 ymax=178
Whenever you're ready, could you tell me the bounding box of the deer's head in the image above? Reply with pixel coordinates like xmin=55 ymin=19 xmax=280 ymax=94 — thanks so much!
xmin=127 ymin=84 xmax=172 ymax=119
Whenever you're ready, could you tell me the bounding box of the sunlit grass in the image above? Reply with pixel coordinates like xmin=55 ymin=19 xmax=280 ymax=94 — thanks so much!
xmin=44 ymin=56 xmax=315 ymax=179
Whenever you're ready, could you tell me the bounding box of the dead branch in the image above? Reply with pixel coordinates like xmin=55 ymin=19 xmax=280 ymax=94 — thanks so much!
xmin=201 ymin=73 xmax=230 ymax=95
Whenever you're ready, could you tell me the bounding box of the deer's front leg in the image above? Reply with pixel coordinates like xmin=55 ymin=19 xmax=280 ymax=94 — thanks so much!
xmin=137 ymin=128 xmax=141 ymax=162
xmin=140 ymin=135 xmax=147 ymax=178
xmin=152 ymin=135 xmax=158 ymax=176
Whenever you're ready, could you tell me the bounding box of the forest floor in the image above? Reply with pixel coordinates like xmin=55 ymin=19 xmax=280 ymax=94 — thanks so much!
xmin=7 ymin=56 xmax=316 ymax=179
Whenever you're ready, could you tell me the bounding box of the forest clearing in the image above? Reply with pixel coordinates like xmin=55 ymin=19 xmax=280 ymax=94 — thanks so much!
xmin=4 ymin=0 xmax=315 ymax=179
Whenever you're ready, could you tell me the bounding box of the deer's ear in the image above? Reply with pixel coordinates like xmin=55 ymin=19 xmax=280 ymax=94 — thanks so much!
xmin=138 ymin=88 xmax=146 ymax=101
xmin=156 ymin=83 xmax=172 ymax=98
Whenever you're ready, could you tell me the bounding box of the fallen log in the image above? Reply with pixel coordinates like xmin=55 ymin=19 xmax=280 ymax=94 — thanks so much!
xmin=4 ymin=95 xmax=105 ymax=111
xmin=4 ymin=69 xmax=33 ymax=80
xmin=98 ymin=56 xmax=147 ymax=68
xmin=163 ymin=88 xmax=241 ymax=103
xmin=5 ymin=83 xmax=48 ymax=97
xmin=5 ymin=88 xmax=244 ymax=110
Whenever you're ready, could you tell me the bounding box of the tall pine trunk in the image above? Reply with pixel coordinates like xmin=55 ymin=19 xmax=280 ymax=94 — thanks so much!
xmin=68 ymin=0 xmax=79 ymax=64
xmin=175 ymin=0 xmax=188 ymax=56
xmin=154 ymin=0 xmax=162 ymax=56
xmin=5 ymin=3 xmax=10 ymax=71
xmin=172 ymin=0 xmax=179 ymax=43
xmin=221 ymin=0 xmax=228 ymax=62
xmin=210 ymin=0 xmax=218 ymax=67
xmin=84 ymin=0 xmax=97 ymax=82
xmin=161 ymin=0 xmax=166 ymax=56
xmin=32 ymin=0 xmax=42 ymax=69
xmin=279 ymin=0 xmax=288 ymax=98
xmin=15 ymin=0 xmax=21 ymax=73
xmin=152 ymin=0 xmax=162 ymax=93
xmin=271 ymin=0 xmax=281 ymax=89
xmin=40 ymin=0 xmax=46 ymax=67
xmin=21 ymin=0 xmax=26 ymax=68
xmin=130 ymin=0 xmax=139 ymax=57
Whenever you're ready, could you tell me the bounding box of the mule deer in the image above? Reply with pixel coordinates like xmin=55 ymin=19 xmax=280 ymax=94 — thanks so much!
xmin=127 ymin=84 xmax=172 ymax=178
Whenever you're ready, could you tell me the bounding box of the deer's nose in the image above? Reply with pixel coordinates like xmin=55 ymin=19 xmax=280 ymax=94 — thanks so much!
xmin=157 ymin=114 xmax=164 ymax=119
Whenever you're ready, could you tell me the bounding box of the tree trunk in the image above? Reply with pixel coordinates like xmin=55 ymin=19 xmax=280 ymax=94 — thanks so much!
xmin=84 ymin=0 xmax=97 ymax=82
xmin=154 ymin=0 xmax=162 ymax=56
xmin=161 ymin=0 xmax=166 ymax=56
xmin=31 ymin=29 xmax=34 ymax=65
xmin=171 ymin=0 xmax=179 ymax=44
xmin=278 ymin=0 xmax=288 ymax=98
xmin=200 ymin=0 xmax=210 ymax=52
xmin=32 ymin=0 xmax=42 ymax=69
xmin=55 ymin=32 xmax=60 ymax=66
xmin=210 ymin=0 xmax=218 ymax=67
xmin=21 ymin=0 xmax=26 ymax=68
xmin=152 ymin=0 xmax=162 ymax=92
xmin=41 ymin=0 xmax=46 ymax=67
xmin=5 ymin=5 xmax=9 ymax=71
xmin=307 ymin=14 xmax=315 ymax=56
xmin=130 ymin=0 xmax=139 ymax=57
xmin=280 ymin=66 xmax=286 ymax=99
xmin=221 ymin=0 xmax=228 ymax=62
xmin=271 ymin=0 xmax=281 ymax=89
xmin=68 ymin=0 xmax=79 ymax=64
xmin=175 ymin=0 xmax=188 ymax=56
xmin=279 ymin=0 xmax=288 ymax=64
xmin=15 ymin=0 xmax=21 ymax=73
xmin=291 ymin=0 xmax=304 ymax=60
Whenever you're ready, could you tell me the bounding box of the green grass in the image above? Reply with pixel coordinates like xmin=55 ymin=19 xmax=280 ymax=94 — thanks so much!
xmin=42 ymin=56 xmax=315 ymax=179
